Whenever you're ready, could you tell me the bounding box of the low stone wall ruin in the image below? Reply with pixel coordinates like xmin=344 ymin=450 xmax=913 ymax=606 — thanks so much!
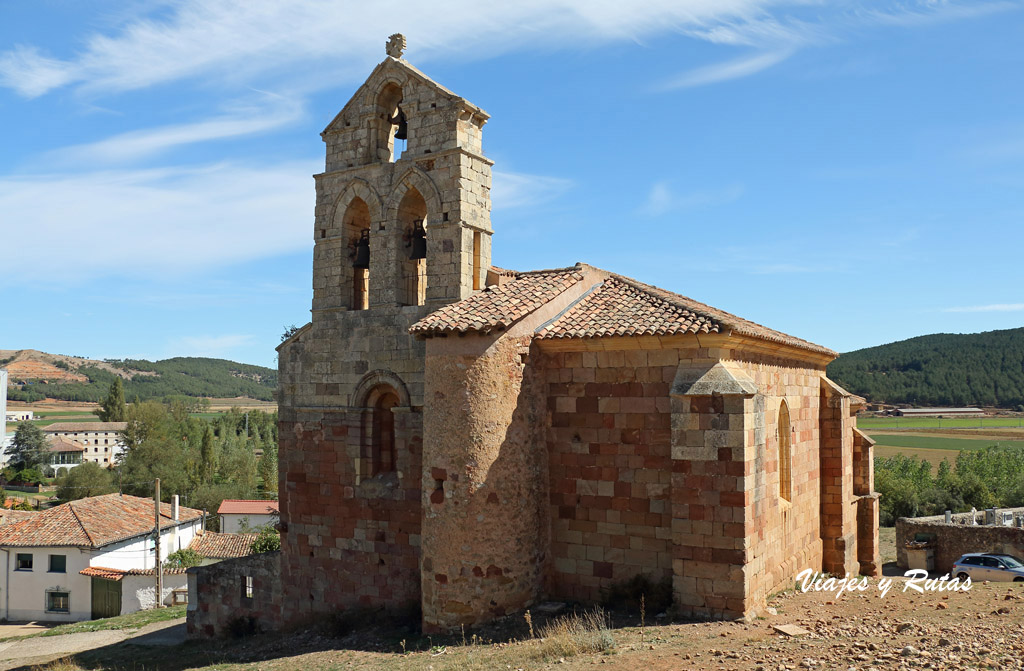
xmin=895 ymin=508 xmax=1024 ymax=574
xmin=187 ymin=552 xmax=282 ymax=638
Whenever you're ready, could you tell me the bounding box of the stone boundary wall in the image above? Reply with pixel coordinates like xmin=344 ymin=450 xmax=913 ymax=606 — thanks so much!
xmin=895 ymin=508 xmax=1024 ymax=573
xmin=187 ymin=552 xmax=282 ymax=639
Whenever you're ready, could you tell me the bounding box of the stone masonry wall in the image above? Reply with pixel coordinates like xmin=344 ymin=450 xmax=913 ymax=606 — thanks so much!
xmin=279 ymin=406 xmax=422 ymax=622
xmin=729 ymin=353 xmax=827 ymax=611
xmin=187 ymin=553 xmax=282 ymax=639
xmin=895 ymin=509 xmax=1024 ymax=573
xmin=541 ymin=348 xmax=676 ymax=604
xmin=420 ymin=335 xmax=549 ymax=632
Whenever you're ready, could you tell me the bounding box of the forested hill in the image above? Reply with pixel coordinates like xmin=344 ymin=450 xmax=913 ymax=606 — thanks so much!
xmin=2 ymin=350 xmax=276 ymax=403
xmin=826 ymin=327 xmax=1024 ymax=408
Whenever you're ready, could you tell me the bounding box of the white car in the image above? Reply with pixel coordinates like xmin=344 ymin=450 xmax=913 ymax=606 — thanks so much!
xmin=952 ymin=553 xmax=1024 ymax=582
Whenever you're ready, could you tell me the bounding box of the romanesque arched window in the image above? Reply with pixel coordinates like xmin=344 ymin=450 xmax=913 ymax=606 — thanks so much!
xmin=398 ymin=187 xmax=427 ymax=306
xmin=366 ymin=385 xmax=400 ymax=475
xmin=344 ymin=197 xmax=371 ymax=310
xmin=778 ymin=400 xmax=792 ymax=502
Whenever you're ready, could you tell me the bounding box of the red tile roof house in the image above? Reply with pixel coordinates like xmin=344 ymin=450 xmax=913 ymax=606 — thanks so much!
xmin=0 ymin=494 xmax=203 ymax=621
xmin=217 ymin=499 xmax=279 ymax=533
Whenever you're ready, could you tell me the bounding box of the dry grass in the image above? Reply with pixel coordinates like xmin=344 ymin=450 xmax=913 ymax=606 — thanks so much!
xmin=531 ymin=609 xmax=615 ymax=660
xmin=32 ymin=659 xmax=84 ymax=671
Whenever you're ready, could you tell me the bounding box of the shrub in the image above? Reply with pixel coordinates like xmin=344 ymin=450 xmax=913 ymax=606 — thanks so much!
xmin=249 ymin=525 xmax=281 ymax=553
xmin=164 ymin=548 xmax=204 ymax=568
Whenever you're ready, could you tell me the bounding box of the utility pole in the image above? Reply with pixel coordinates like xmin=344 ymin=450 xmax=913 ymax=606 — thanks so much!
xmin=154 ymin=478 xmax=163 ymax=608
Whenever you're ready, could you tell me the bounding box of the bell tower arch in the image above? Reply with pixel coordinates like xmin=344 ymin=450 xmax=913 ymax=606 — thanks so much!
xmin=312 ymin=35 xmax=493 ymax=312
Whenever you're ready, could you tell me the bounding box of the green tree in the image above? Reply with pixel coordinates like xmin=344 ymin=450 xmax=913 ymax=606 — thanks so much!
xmin=258 ymin=442 xmax=278 ymax=494
xmin=249 ymin=525 xmax=281 ymax=553
xmin=94 ymin=377 xmax=127 ymax=422
xmin=199 ymin=426 xmax=218 ymax=484
xmin=9 ymin=422 xmax=48 ymax=471
xmin=55 ymin=462 xmax=116 ymax=501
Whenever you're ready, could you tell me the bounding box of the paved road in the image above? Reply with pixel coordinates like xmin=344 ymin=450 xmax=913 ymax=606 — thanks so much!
xmin=0 ymin=618 xmax=186 ymax=670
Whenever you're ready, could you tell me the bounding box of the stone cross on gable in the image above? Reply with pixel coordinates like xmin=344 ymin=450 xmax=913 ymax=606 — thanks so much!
xmin=386 ymin=33 xmax=406 ymax=58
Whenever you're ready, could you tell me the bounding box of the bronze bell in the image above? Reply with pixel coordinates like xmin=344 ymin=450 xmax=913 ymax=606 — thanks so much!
xmin=408 ymin=221 xmax=426 ymax=260
xmin=352 ymin=229 xmax=370 ymax=269
xmin=391 ymin=106 xmax=408 ymax=141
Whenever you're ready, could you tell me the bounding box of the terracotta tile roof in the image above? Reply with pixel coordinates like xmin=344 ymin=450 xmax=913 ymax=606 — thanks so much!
xmin=126 ymin=567 xmax=190 ymax=576
xmin=410 ymin=267 xmax=585 ymax=335
xmin=0 ymin=494 xmax=203 ymax=548
xmin=410 ymin=260 xmax=834 ymax=356
xmin=44 ymin=422 xmax=127 ymax=433
xmin=539 ymin=272 xmax=835 ymax=355
xmin=48 ymin=437 xmax=85 ymax=453
xmin=606 ymin=273 xmax=835 ymax=355
xmin=0 ymin=509 xmax=38 ymax=525
xmin=189 ymin=531 xmax=258 ymax=558
xmin=217 ymin=500 xmax=279 ymax=516
xmin=80 ymin=566 xmax=190 ymax=580
xmin=537 ymin=277 xmax=722 ymax=339
xmin=80 ymin=566 xmax=127 ymax=581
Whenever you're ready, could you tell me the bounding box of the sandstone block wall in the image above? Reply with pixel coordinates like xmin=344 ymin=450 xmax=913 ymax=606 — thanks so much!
xmin=542 ymin=349 xmax=675 ymax=604
xmin=279 ymin=407 xmax=422 ymax=620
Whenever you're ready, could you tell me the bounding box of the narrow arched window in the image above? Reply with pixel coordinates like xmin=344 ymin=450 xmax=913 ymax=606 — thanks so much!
xmin=778 ymin=400 xmax=792 ymax=502
xmin=370 ymin=387 xmax=400 ymax=475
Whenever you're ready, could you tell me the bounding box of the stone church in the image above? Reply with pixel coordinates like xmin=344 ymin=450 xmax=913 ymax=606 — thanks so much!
xmin=188 ymin=36 xmax=879 ymax=637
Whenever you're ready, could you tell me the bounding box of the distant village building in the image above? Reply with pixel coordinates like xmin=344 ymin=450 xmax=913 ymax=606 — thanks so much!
xmin=0 ymin=494 xmax=202 ymax=621
xmin=894 ymin=407 xmax=984 ymax=418
xmin=218 ymin=499 xmax=278 ymax=533
xmin=43 ymin=422 xmax=127 ymax=467
xmin=47 ymin=436 xmax=85 ymax=469
xmin=5 ymin=410 xmax=32 ymax=422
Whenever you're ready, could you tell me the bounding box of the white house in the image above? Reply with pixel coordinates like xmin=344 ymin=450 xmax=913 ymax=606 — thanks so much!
xmin=4 ymin=410 xmax=33 ymax=422
xmin=0 ymin=493 xmax=203 ymax=621
xmin=217 ymin=500 xmax=278 ymax=533
xmin=43 ymin=422 xmax=127 ymax=468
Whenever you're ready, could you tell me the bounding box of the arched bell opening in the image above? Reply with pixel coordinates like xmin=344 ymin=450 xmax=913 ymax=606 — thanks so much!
xmin=398 ymin=187 xmax=428 ymax=306
xmin=375 ymin=83 xmax=406 ymax=163
xmin=344 ymin=197 xmax=371 ymax=310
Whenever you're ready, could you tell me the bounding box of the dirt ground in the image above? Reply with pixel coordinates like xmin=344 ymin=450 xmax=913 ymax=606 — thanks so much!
xmin=50 ymin=568 xmax=1022 ymax=671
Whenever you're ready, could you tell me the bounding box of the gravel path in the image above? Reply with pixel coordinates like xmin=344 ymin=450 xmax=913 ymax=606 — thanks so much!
xmin=0 ymin=617 xmax=185 ymax=670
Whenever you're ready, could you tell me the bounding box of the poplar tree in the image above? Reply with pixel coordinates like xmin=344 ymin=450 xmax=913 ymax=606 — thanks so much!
xmin=95 ymin=377 xmax=127 ymax=422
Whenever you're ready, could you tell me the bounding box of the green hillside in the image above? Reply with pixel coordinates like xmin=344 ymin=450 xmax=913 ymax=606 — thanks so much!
xmin=827 ymin=327 xmax=1024 ymax=408
xmin=6 ymin=356 xmax=277 ymax=403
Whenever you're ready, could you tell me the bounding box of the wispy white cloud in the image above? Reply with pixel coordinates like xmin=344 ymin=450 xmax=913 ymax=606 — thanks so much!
xmin=56 ymin=95 xmax=303 ymax=165
xmin=492 ymin=170 xmax=573 ymax=210
xmin=662 ymin=49 xmax=793 ymax=89
xmin=640 ymin=181 xmax=744 ymax=216
xmin=0 ymin=1 xmax=792 ymax=98
xmin=944 ymin=303 xmax=1024 ymax=313
xmin=0 ymin=161 xmax=317 ymax=282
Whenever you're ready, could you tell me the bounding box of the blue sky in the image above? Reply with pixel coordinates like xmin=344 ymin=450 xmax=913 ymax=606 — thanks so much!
xmin=2 ymin=1 xmax=1023 ymax=369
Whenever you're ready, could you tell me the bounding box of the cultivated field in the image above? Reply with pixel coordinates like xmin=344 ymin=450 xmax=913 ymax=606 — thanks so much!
xmin=858 ymin=416 xmax=1024 ymax=430
xmin=868 ymin=425 xmax=1024 ymax=467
